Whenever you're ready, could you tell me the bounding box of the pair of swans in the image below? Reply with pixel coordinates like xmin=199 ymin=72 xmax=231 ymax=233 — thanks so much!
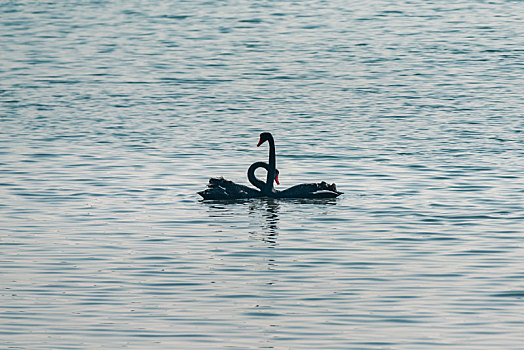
xmin=198 ymin=132 xmax=342 ymax=200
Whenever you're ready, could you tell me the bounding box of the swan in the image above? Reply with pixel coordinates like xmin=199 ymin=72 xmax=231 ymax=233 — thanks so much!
xmin=198 ymin=132 xmax=342 ymax=200
xmin=198 ymin=162 xmax=279 ymax=200
xmin=256 ymin=132 xmax=342 ymax=199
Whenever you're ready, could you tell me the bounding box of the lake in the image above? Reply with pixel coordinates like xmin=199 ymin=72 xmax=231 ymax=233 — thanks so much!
xmin=1 ymin=0 xmax=523 ymax=348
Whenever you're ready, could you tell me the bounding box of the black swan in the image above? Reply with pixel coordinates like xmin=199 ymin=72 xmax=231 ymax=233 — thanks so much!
xmin=198 ymin=162 xmax=280 ymax=200
xmin=257 ymin=132 xmax=342 ymax=199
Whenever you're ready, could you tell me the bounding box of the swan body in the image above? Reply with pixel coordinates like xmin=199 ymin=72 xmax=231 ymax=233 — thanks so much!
xmin=197 ymin=177 xmax=260 ymax=200
xmin=198 ymin=162 xmax=279 ymax=200
xmin=274 ymin=181 xmax=342 ymax=199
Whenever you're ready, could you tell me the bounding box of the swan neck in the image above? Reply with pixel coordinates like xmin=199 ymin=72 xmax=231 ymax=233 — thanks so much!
xmin=264 ymin=137 xmax=276 ymax=193
xmin=248 ymin=163 xmax=264 ymax=190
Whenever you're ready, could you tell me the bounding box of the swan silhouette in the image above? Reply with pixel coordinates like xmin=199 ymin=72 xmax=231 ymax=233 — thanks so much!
xmin=198 ymin=132 xmax=342 ymax=200
xmin=256 ymin=132 xmax=342 ymax=199
xmin=198 ymin=162 xmax=279 ymax=200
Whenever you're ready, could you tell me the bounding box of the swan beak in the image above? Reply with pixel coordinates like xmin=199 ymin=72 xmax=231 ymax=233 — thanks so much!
xmin=257 ymin=137 xmax=262 ymax=147
xmin=275 ymin=174 xmax=280 ymax=185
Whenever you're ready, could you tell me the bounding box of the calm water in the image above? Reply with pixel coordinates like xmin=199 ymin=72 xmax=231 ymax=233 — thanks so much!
xmin=1 ymin=0 xmax=523 ymax=349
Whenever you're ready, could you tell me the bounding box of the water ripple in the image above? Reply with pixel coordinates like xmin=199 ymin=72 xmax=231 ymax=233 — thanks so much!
xmin=1 ymin=0 xmax=523 ymax=349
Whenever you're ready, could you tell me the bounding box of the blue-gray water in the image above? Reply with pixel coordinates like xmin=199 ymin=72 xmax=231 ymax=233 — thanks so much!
xmin=1 ymin=1 xmax=523 ymax=349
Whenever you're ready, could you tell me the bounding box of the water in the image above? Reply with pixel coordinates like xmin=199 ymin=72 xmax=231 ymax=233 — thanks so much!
xmin=1 ymin=0 xmax=523 ymax=348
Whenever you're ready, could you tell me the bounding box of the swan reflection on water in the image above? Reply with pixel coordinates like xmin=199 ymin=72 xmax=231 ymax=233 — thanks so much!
xmin=202 ymin=198 xmax=281 ymax=244
xmin=202 ymin=197 xmax=338 ymax=245
xmin=248 ymin=198 xmax=280 ymax=244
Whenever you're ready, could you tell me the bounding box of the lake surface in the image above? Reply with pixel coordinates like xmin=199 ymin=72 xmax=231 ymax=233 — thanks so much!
xmin=1 ymin=0 xmax=523 ymax=348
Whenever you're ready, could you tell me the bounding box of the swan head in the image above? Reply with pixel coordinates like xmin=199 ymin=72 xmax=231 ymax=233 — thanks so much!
xmin=257 ymin=132 xmax=273 ymax=147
